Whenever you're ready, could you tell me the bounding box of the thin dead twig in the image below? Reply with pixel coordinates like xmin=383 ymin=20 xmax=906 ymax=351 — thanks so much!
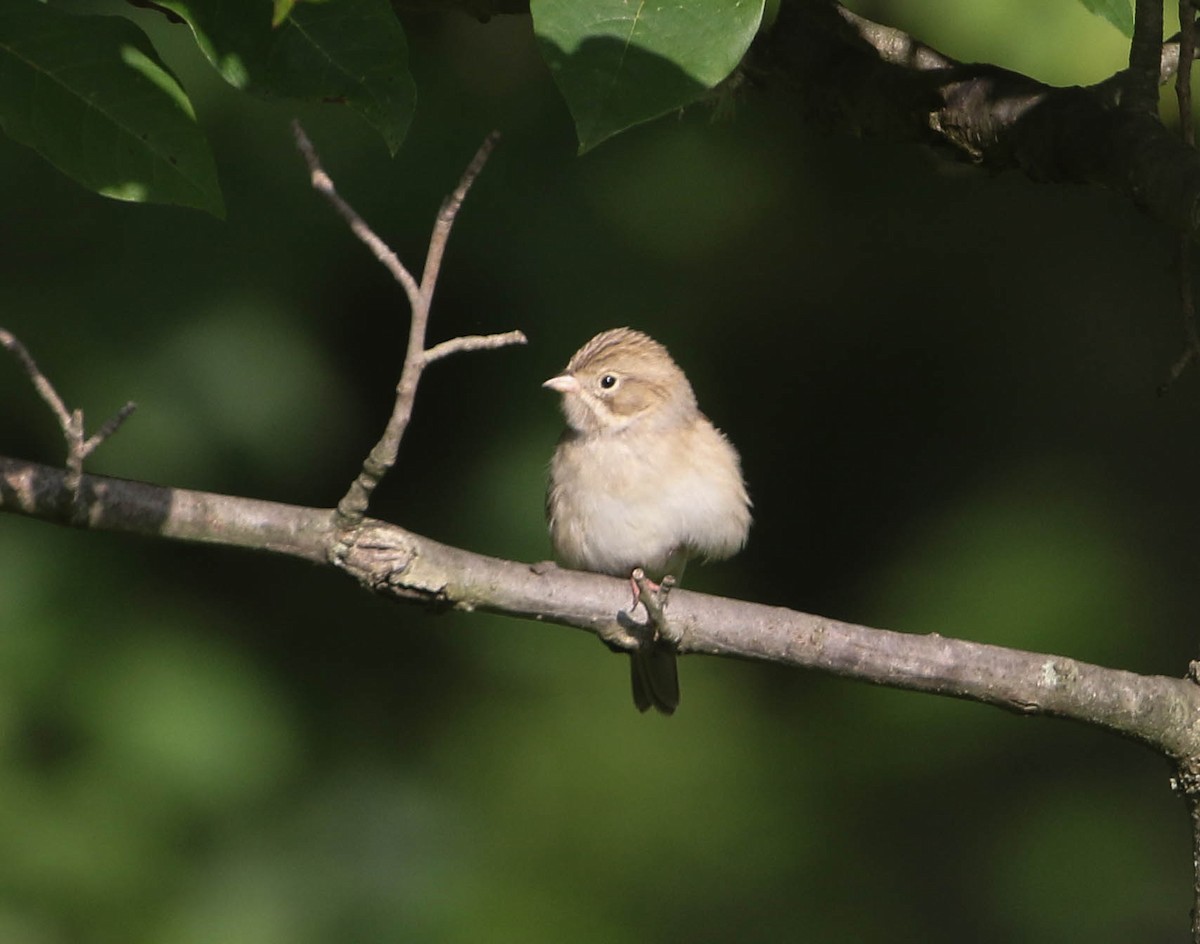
xmin=0 ymin=329 xmax=73 ymax=430
xmin=0 ymin=329 xmax=136 ymax=519
xmin=291 ymin=123 xmax=526 ymax=537
xmin=417 ymin=132 xmax=500 ymax=312
xmin=291 ymin=122 xmax=421 ymax=306
xmin=424 ymin=330 xmax=529 ymax=364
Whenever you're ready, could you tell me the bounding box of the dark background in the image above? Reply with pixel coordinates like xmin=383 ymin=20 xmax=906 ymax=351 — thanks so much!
xmin=0 ymin=2 xmax=1194 ymax=941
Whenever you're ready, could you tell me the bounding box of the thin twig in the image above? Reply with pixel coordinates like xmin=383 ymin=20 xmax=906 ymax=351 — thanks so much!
xmin=291 ymin=125 xmax=524 ymax=537
xmin=383 ymin=132 xmax=506 ymax=501
xmin=84 ymin=401 xmax=139 ymax=456
xmin=1163 ymin=23 xmax=1200 ymax=84
xmin=1 ymin=329 xmax=137 ymax=520
xmin=0 ymin=329 xmax=73 ymax=431
xmin=424 ymin=330 xmax=528 ymax=364
xmin=418 ymin=132 xmax=501 ymax=312
xmin=291 ymin=120 xmax=421 ymax=308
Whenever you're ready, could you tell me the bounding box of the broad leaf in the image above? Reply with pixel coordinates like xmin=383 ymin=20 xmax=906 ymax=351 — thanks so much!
xmin=532 ymin=0 xmax=765 ymax=152
xmin=160 ymin=0 xmax=415 ymax=155
xmin=0 ymin=4 xmax=223 ymax=215
xmin=1076 ymin=0 xmax=1133 ymax=37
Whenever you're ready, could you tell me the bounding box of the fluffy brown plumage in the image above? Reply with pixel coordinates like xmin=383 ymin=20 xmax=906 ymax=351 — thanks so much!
xmin=544 ymin=327 xmax=751 ymax=714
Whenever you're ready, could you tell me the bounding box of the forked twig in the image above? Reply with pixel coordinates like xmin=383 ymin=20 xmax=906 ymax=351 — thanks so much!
xmin=0 ymin=329 xmax=137 ymax=519
xmin=291 ymin=123 xmax=527 ymax=538
xmin=292 ymin=124 xmax=421 ymax=305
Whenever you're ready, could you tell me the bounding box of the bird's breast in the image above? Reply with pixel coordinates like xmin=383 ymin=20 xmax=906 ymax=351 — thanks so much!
xmin=547 ymin=419 xmax=750 ymax=579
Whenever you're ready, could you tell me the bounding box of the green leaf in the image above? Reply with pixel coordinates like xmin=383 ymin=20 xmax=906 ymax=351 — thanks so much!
xmin=0 ymin=4 xmax=223 ymax=215
xmin=532 ymin=0 xmax=765 ymax=153
xmin=272 ymin=0 xmax=298 ymax=28
xmin=1076 ymin=0 xmax=1133 ymax=37
xmin=160 ymin=0 xmax=415 ymax=155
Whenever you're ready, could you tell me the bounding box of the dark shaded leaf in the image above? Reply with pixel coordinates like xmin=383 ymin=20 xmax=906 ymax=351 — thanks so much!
xmin=533 ymin=0 xmax=764 ymax=152
xmin=162 ymin=0 xmax=415 ymax=154
xmin=0 ymin=4 xmax=223 ymax=214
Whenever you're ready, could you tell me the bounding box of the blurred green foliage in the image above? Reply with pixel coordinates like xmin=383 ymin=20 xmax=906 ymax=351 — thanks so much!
xmin=1 ymin=2 xmax=1198 ymax=942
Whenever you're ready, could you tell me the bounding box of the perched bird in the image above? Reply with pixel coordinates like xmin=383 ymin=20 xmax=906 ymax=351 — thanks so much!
xmin=543 ymin=327 xmax=751 ymax=714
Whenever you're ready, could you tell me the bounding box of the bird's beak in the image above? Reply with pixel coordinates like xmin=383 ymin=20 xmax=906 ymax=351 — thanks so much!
xmin=543 ymin=374 xmax=578 ymax=394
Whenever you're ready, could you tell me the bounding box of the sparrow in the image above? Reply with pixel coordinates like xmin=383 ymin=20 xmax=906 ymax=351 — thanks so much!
xmin=543 ymin=327 xmax=751 ymax=714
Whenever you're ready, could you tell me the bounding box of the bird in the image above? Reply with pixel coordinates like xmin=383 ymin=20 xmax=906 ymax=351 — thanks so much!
xmin=543 ymin=327 xmax=751 ymax=714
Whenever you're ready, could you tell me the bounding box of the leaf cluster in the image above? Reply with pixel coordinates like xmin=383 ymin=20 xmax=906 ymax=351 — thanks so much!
xmin=0 ymin=0 xmax=774 ymax=215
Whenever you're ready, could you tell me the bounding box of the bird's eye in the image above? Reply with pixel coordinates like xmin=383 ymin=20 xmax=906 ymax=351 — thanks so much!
xmin=599 ymin=374 xmax=618 ymax=390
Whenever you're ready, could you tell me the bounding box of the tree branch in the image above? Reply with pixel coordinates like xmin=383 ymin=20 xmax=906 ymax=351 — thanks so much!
xmin=749 ymin=1 xmax=1200 ymax=239
xmin=292 ymin=123 xmax=526 ymax=536
xmin=4 ymin=454 xmax=1200 ymax=763
xmin=1128 ymin=0 xmax=1165 ymax=114
xmin=292 ymin=121 xmax=422 ymax=304
xmin=0 ymin=329 xmax=136 ymax=523
xmin=423 ymin=330 xmax=530 ymax=363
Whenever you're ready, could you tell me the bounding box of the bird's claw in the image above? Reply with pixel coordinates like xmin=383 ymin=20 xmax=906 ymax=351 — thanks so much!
xmin=630 ymin=568 xmax=677 ymax=643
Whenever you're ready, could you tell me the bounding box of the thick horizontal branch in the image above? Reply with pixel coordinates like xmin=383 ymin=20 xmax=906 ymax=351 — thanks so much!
xmin=5 ymin=453 xmax=1200 ymax=760
xmin=750 ymin=1 xmax=1200 ymax=237
xmin=0 ymin=456 xmax=334 ymax=563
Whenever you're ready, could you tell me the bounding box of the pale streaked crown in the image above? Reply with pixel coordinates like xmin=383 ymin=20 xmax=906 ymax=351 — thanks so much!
xmin=546 ymin=327 xmax=698 ymax=434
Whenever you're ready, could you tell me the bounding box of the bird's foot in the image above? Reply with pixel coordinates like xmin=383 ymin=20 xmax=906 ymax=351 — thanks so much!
xmin=630 ymin=568 xmax=679 ymax=644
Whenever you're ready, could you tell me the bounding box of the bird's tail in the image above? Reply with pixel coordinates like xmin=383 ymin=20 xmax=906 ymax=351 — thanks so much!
xmin=630 ymin=645 xmax=680 ymax=715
